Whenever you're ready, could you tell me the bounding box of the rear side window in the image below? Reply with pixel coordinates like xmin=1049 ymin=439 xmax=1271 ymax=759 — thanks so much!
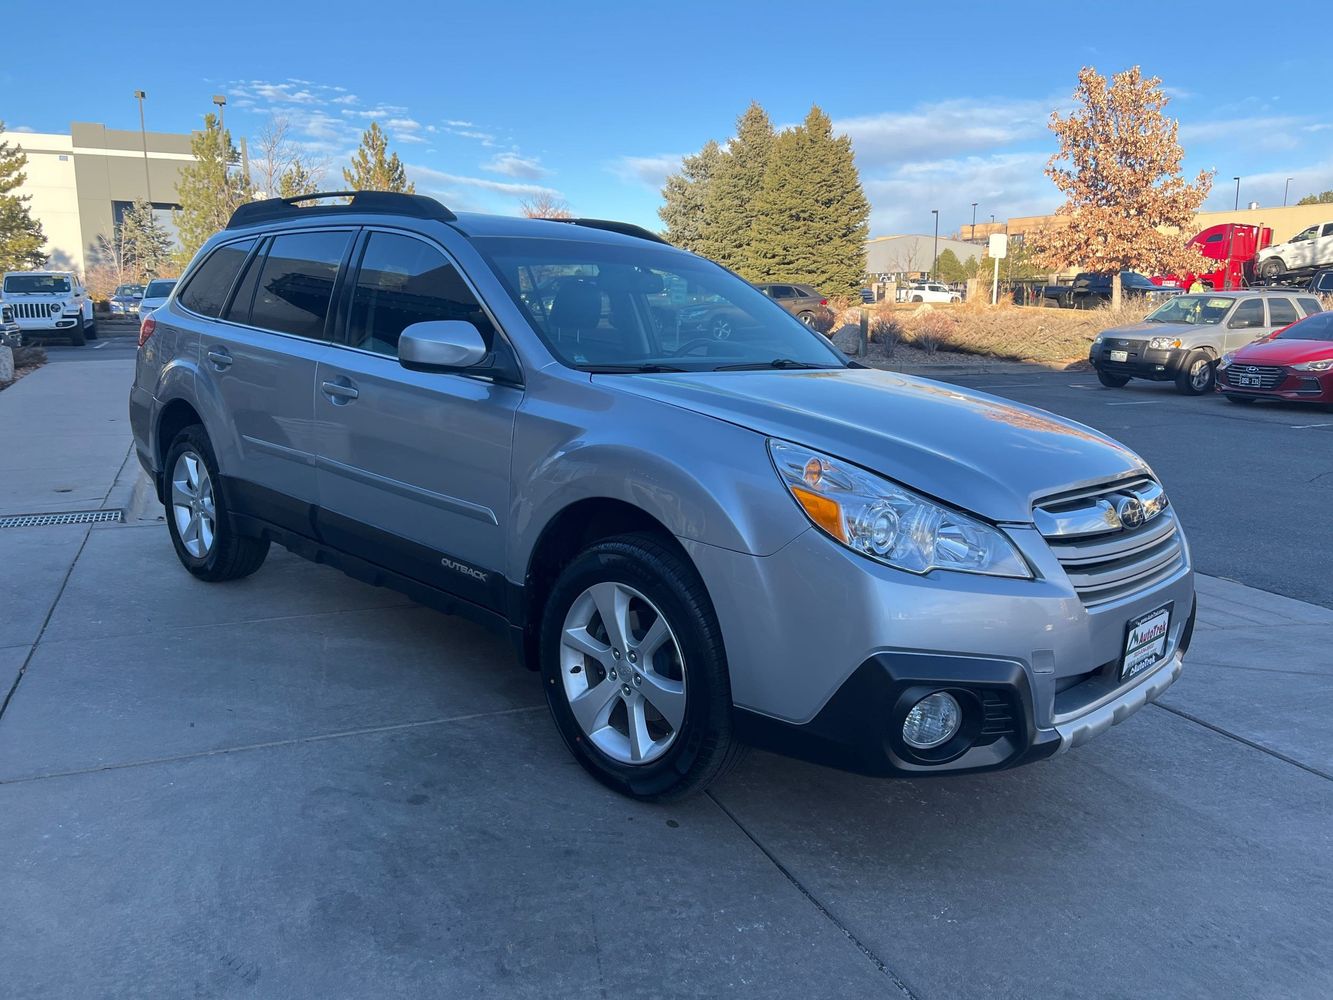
xmin=345 ymin=231 xmax=496 ymax=357
xmin=1267 ymin=297 xmax=1299 ymax=326
xmin=1297 ymin=296 xmax=1323 ymax=315
xmin=248 ymin=231 xmax=350 ymax=339
xmin=178 ymin=239 xmax=255 ymax=317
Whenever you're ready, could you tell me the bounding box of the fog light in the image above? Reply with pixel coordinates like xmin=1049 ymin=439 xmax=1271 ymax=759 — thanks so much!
xmin=902 ymin=692 xmax=961 ymax=749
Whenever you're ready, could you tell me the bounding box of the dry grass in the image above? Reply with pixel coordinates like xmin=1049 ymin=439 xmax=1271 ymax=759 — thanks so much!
xmin=840 ymin=299 xmax=1153 ymax=364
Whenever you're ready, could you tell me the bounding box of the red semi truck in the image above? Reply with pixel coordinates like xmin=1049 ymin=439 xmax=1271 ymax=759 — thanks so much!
xmin=1152 ymin=222 xmax=1273 ymax=291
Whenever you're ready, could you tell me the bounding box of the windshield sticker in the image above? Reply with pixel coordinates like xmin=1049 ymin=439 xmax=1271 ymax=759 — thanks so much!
xmin=1206 ymin=298 xmax=1230 ymax=308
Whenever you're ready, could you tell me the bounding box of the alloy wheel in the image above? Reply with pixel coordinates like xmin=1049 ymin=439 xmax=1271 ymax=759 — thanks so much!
xmin=559 ymin=582 xmax=687 ymax=765
xmin=1190 ymin=359 xmax=1211 ymax=391
xmin=170 ymin=451 xmax=217 ymax=558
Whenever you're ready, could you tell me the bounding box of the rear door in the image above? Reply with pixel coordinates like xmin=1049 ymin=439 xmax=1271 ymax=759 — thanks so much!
xmin=195 ymin=228 xmax=354 ymax=534
xmin=313 ymin=228 xmax=522 ymax=611
xmin=1265 ymin=296 xmax=1300 ymax=331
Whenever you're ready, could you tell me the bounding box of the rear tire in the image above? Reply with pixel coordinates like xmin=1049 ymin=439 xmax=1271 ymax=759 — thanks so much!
xmin=163 ymin=424 xmax=270 ymax=582
xmin=539 ymin=532 xmax=745 ymax=801
xmin=797 ymin=311 xmax=815 ymax=326
xmin=1175 ymin=351 xmax=1215 ymax=395
xmin=1096 ymin=369 xmax=1130 ymax=388
xmin=85 ymin=317 xmax=98 ymax=340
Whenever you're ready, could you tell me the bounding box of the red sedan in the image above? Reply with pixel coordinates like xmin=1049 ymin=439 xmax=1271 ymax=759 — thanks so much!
xmin=1217 ymin=310 xmax=1333 ymax=404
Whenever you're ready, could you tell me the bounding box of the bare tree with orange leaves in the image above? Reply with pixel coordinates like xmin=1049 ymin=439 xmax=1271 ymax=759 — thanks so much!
xmin=518 ymin=192 xmax=573 ymax=219
xmin=1033 ymin=66 xmax=1212 ymax=308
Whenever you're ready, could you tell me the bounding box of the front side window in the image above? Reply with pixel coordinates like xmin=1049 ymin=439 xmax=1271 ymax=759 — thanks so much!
xmin=178 ymin=240 xmax=254 ymax=317
xmin=475 ymin=236 xmax=845 ymax=372
xmin=3 ymin=274 xmax=71 ymax=294
xmin=1228 ymin=299 xmax=1265 ymax=329
xmin=345 ymin=232 xmax=496 ymax=357
xmin=248 ymin=231 xmax=350 ymax=339
xmin=1267 ymin=297 xmax=1299 ymax=326
xmin=1145 ymin=294 xmax=1232 ymax=325
xmin=1292 ymin=226 xmax=1318 ymax=242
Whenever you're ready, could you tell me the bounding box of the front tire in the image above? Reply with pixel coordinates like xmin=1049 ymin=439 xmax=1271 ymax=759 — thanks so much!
xmin=539 ymin=533 xmax=744 ymax=801
xmin=1096 ymin=369 xmax=1130 ymax=388
xmin=163 ymin=425 xmax=270 ymax=582
xmin=1259 ymin=258 xmax=1285 ymax=281
xmin=68 ymin=324 xmax=86 ymax=346
xmin=797 ymin=311 xmax=815 ymax=326
xmin=1175 ymin=351 xmax=1215 ymax=395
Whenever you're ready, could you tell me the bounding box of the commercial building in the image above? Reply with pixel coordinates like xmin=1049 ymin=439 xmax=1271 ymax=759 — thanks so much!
xmin=865 ymin=234 xmax=986 ymax=279
xmin=0 ymin=122 xmax=195 ymax=276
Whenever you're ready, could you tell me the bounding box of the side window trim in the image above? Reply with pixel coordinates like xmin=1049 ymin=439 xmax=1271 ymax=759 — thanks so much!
xmin=176 ymin=236 xmax=259 ymax=320
xmin=220 ymin=236 xmax=269 ymax=325
xmin=327 ymin=224 xmax=525 ymax=384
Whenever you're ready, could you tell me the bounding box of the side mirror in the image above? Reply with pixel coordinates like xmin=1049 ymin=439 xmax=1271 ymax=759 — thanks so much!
xmin=399 ymin=320 xmax=488 ymax=373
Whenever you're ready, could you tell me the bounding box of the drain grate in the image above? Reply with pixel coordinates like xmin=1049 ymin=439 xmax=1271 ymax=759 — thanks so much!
xmin=0 ymin=509 xmax=124 ymax=529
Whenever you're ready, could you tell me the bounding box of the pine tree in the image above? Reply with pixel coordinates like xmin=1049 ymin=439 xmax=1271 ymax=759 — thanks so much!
xmin=1032 ymin=66 xmax=1211 ymax=308
xmin=0 ymin=122 xmax=47 ymax=271
xmin=121 ymin=200 xmax=174 ymax=277
xmin=934 ymin=249 xmax=965 ymax=283
xmin=174 ymin=113 xmax=251 ymax=263
xmin=343 ymin=122 xmax=414 ymax=194
xmin=696 ymin=103 xmax=773 ymax=272
xmin=747 ymin=106 xmax=869 ymax=295
xmin=658 ymin=140 xmax=722 ymax=251
xmin=278 ymin=161 xmax=319 ymax=200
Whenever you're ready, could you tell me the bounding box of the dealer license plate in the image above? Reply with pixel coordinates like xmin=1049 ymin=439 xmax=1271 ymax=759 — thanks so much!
xmin=1238 ymin=374 xmax=1262 ymax=387
xmin=1121 ymin=604 xmax=1172 ymax=682
xmin=1109 ymin=350 xmax=1128 ymax=362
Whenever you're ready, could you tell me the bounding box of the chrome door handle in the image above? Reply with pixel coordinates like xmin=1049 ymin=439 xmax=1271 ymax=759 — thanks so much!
xmin=206 ymin=347 xmax=233 ymax=369
xmin=321 ymin=379 xmax=359 ymax=402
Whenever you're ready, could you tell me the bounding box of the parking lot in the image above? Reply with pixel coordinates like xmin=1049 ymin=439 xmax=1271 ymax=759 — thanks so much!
xmin=2 ymin=354 xmax=1330 ymax=998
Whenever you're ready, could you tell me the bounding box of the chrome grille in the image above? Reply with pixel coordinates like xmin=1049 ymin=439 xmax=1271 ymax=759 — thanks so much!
xmin=10 ymin=301 xmax=61 ymax=320
xmin=1034 ymin=477 xmax=1185 ymax=609
xmin=1224 ymin=365 xmax=1284 ymax=389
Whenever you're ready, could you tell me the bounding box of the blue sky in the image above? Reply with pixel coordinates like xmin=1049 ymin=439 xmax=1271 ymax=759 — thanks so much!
xmin=4 ymin=0 xmax=1330 ymax=237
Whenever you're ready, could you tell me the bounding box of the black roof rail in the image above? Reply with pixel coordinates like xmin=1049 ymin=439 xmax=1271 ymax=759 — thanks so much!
xmin=226 ymin=190 xmax=457 ymax=230
xmin=543 ymin=217 xmax=670 ymax=245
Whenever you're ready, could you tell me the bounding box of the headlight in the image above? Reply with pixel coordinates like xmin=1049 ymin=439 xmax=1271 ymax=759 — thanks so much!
xmin=1092 ymin=335 xmax=1103 ymax=344
xmin=1149 ymin=336 xmax=1181 ymax=350
xmin=768 ymin=440 xmax=1031 ymax=578
xmin=1293 ymin=358 xmax=1333 ymax=372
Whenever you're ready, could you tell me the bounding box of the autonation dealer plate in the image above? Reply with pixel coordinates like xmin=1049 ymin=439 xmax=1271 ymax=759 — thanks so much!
xmin=1121 ymin=604 xmax=1172 ymax=682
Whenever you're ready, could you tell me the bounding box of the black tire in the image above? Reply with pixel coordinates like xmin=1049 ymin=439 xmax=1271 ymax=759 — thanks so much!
xmin=539 ymin=532 xmax=745 ymax=801
xmin=1175 ymin=350 xmax=1215 ymax=395
xmin=1259 ymin=257 xmax=1285 ymax=281
xmin=85 ymin=316 xmax=98 ymax=340
xmin=911 ymin=295 xmax=923 ymax=302
xmin=1096 ymin=368 xmax=1130 ymax=388
xmin=1224 ymin=393 xmax=1254 ymax=405
xmin=163 ymin=424 xmax=270 ymax=582
xmin=68 ymin=323 xmax=86 ymax=346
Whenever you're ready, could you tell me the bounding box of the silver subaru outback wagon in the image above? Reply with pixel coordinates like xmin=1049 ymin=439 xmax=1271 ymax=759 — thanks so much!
xmin=129 ymin=191 xmax=1195 ymax=800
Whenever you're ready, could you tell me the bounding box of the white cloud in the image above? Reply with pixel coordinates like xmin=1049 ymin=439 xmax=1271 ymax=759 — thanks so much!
xmin=834 ymin=98 xmax=1056 ymax=168
xmin=483 ymin=152 xmax=548 ymax=180
xmin=609 ymin=153 xmax=682 ymax=191
xmin=409 ymin=164 xmax=561 ymax=199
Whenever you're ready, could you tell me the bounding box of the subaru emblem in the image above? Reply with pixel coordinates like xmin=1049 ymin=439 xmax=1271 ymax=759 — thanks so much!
xmin=1115 ymin=496 xmax=1146 ymax=529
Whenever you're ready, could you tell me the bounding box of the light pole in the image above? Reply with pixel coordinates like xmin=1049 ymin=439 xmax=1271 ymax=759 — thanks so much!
xmin=133 ymin=90 xmax=152 ymax=204
xmin=1233 ymin=176 xmax=1241 ymax=212
xmin=971 ymin=203 xmax=978 ymax=241
xmin=931 ymin=209 xmax=939 ymax=280
xmin=1284 ymin=177 xmax=1293 ymax=207
xmin=212 ymin=94 xmax=227 ymax=131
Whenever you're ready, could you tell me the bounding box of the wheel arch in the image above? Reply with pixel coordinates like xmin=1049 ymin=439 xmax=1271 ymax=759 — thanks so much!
xmin=154 ymin=398 xmax=204 ymax=501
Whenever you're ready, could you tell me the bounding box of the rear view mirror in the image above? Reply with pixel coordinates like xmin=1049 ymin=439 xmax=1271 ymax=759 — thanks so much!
xmin=399 ymin=320 xmax=487 ymax=373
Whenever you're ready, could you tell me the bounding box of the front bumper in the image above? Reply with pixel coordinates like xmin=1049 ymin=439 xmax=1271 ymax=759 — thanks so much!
xmin=1090 ymin=341 xmax=1191 ymax=381
xmin=1218 ymin=365 xmax=1333 ymax=402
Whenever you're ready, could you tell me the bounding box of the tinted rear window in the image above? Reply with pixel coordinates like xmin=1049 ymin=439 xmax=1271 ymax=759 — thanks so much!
xmin=1268 ymin=298 xmax=1299 ymax=326
xmin=179 ymin=240 xmax=255 ymax=317
xmin=247 ymin=231 xmax=350 ymax=339
xmin=143 ymin=280 xmax=176 ymax=298
xmin=1297 ymin=296 xmax=1323 ymax=315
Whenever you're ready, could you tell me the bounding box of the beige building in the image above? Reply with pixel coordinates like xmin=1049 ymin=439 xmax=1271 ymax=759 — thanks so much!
xmin=0 ymin=122 xmax=196 ymax=275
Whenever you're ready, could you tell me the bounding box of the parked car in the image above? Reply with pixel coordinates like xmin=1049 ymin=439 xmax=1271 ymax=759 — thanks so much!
xmin=859 ymin=287 xmax=875 ymax=304
xmin=137 ymin=278 xmax=177 ymax=320
xmin=1305 ymin=268 xmax=1333 ymax=295
xmin=0 ymin=302 xmax=20 ymax=348
xmin=1217 ymin=309 xmax=1333 ymax=404
xmin=109 ymin=283 xmax=146 ymax=317
xmin=1041 ymin=271 xmax=1178 ymax=310
xmin=903 ymin=281 xmax=960 ymax=303
xmin=0 ymin=271 xmax=96 ymax=344
xmin=1256 ymin=221 xmax=1333 ymax=281
xmin=130 ymin=191 xmax=1195 ymax=800
xmin=1089 ymin=290 xmax=1322 ymax=394
xmin=754 ymin=283 xmax=827 ymax=325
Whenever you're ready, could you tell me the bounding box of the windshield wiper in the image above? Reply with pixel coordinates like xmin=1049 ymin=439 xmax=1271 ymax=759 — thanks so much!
xmin=712 ymin=358 xmax=841 ymax=371
xmin=580 ymin=363 xmax=689 ymax=374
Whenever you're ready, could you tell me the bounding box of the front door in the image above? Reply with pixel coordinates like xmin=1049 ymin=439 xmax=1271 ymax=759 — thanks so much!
xmin=1223 ymin=298 xmax=1267 ymax=352
xmin=313 ymin=229 xmax=521 ymax=612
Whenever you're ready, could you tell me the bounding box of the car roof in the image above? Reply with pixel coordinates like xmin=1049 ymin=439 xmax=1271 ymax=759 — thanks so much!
xmin=1189 ymin=290 xmax=1300 ymax=298
xmin=3 ymin=270 xmax=74 ymax=277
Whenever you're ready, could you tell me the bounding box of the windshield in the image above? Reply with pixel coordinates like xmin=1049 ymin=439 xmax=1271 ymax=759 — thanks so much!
xmin=114 ymin=285 xmax=145 ymax=297
xmin=143 ymin=279 xmax=176 ymax=298
xmin=1145 ymin=295 xmax=1233 ymax=325
xmin=1276 ymin=312 xmax=1333 ymax=342
xmin=474 ymin=236 xmax=846 ymax=373
xmin=4 ymin=274 xmax=71 ymax=294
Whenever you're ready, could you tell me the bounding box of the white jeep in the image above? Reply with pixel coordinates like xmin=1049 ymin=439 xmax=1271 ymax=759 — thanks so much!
xmin=0 ymin=271 xmax=97 ymax=345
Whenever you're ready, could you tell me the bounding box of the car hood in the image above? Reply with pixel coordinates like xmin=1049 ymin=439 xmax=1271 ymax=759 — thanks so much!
xmin=600 ymin=368 xmax=1148 ymax=522
xmin=1100 ymin=321 xmax=1213 ymax=340
xmin=1234 ymin=338 xmax=1333 ymax=364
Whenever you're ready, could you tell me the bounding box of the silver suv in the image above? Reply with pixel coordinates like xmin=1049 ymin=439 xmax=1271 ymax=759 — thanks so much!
xmin=129 ymin=192 xmax=1196 ymax=800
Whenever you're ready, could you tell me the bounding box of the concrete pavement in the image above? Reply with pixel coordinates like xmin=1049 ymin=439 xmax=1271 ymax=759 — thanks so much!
xmin=1 ymin=361 xmax=1330 ymax=998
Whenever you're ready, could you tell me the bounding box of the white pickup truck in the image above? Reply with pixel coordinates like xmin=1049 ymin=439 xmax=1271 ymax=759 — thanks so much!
xmin=901 ymin=281 xmax=961 ymax=303
xmin=1256 ymin=221 xmax=1333 ymax=280
xmin=0 ymin=271 xmax=97 ymax=345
